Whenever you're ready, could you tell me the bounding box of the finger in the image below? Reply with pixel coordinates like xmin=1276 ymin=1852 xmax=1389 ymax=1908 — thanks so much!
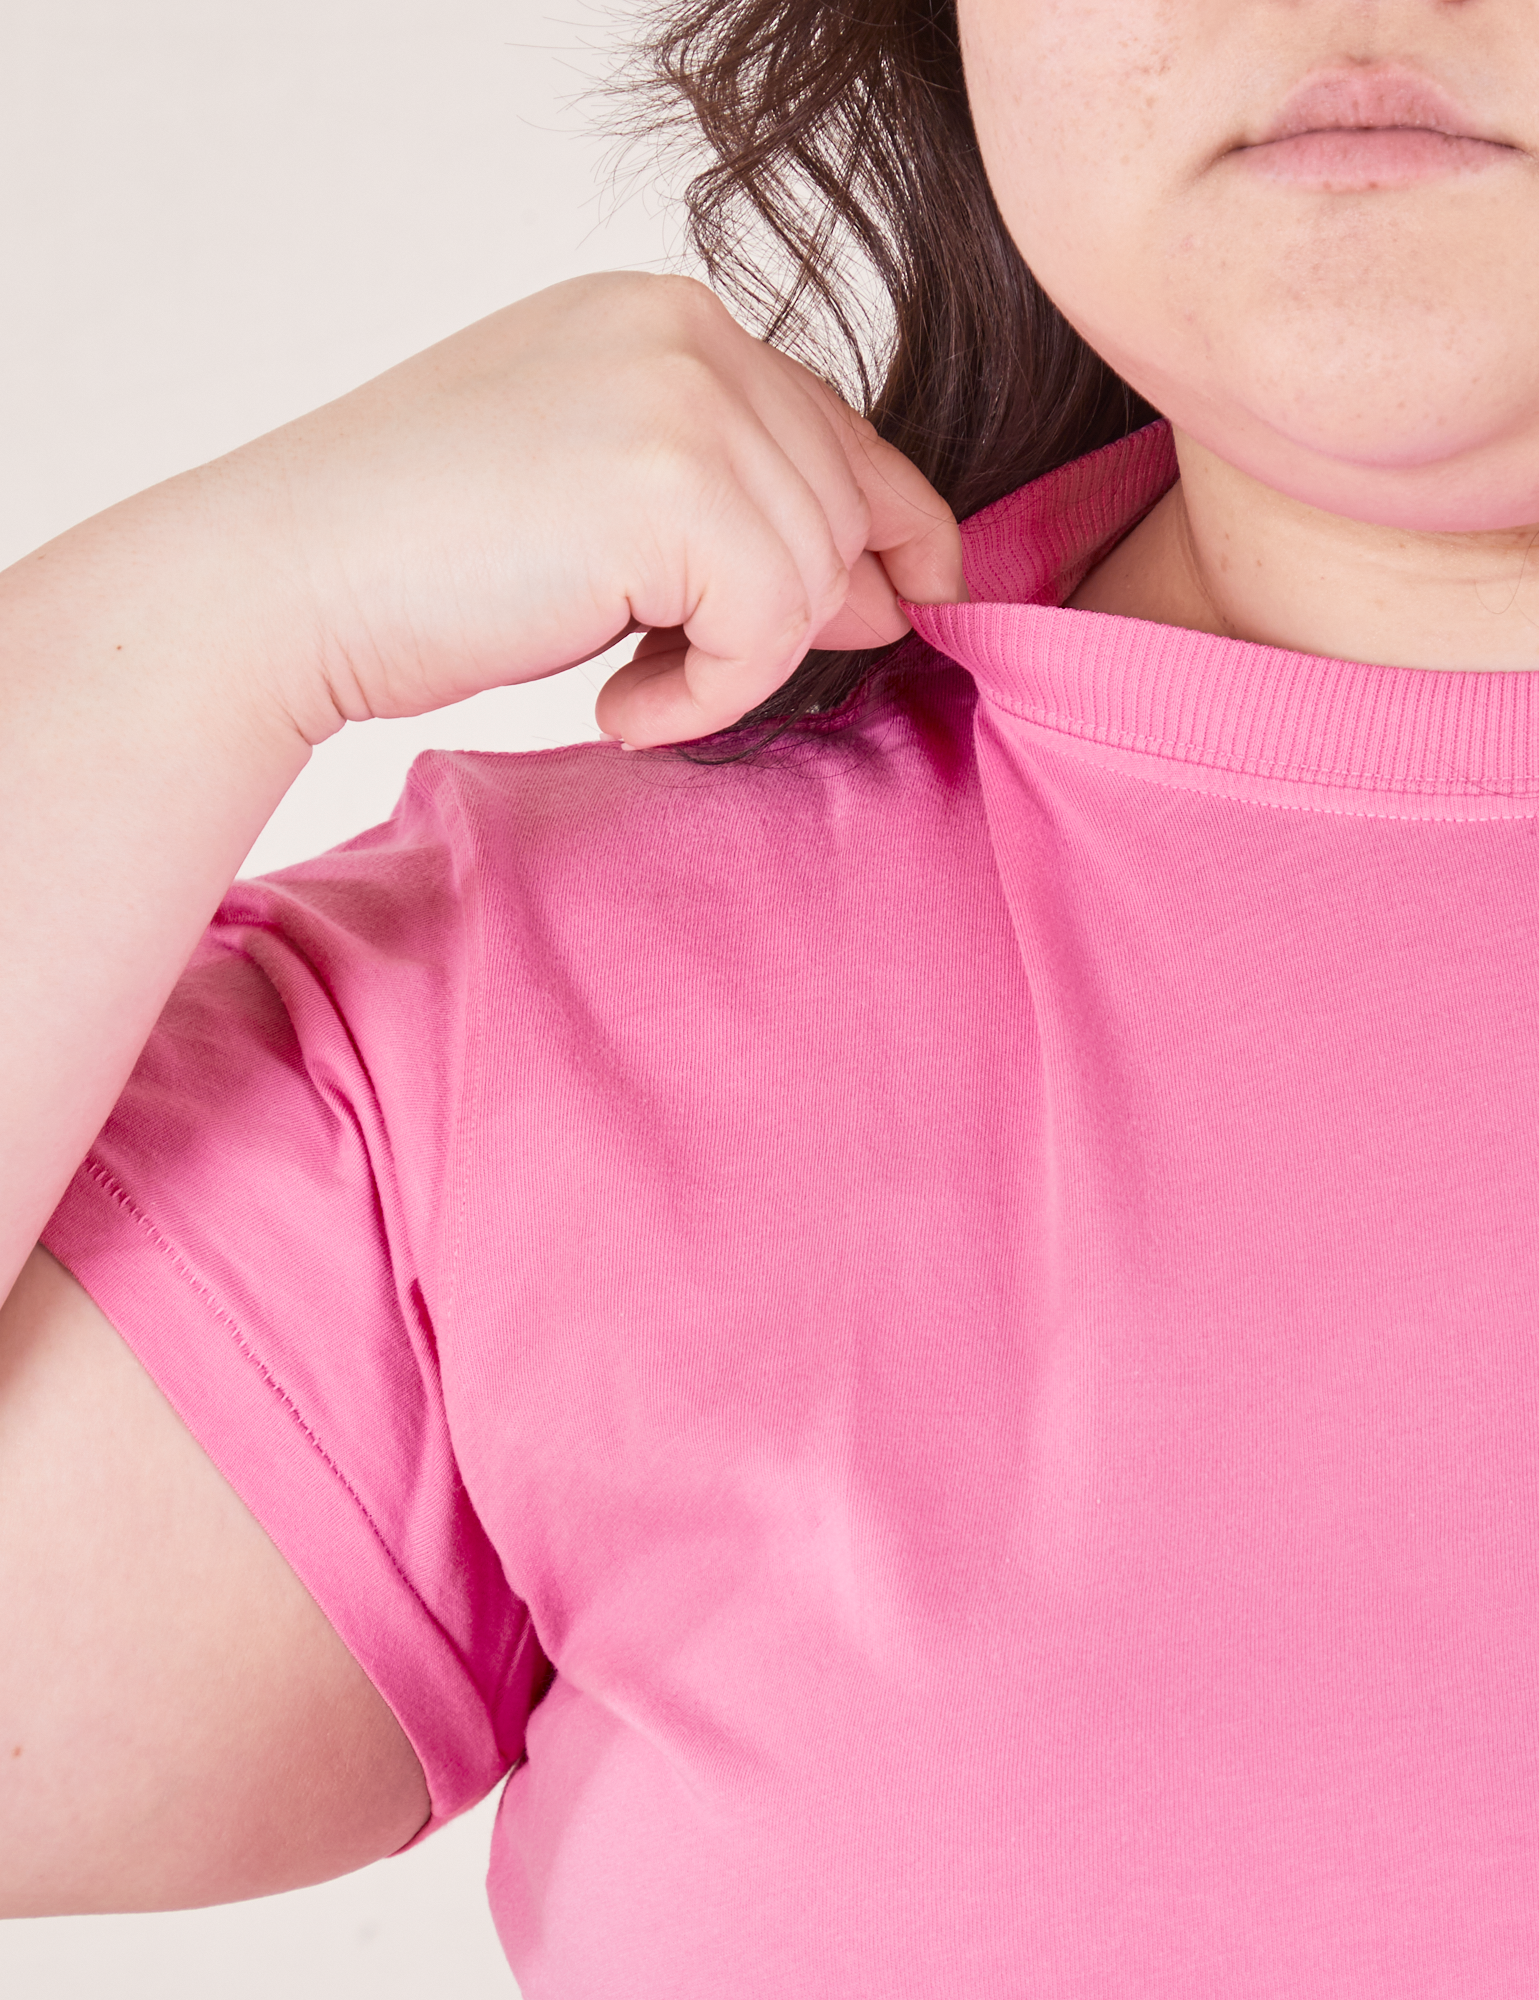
xmin=810 ymin=550 xmax=911 ymax=651
xmin=734 ymin=367 xmax=878 ymax=582
xmin=716 ymin=397 xmax=878 ymax=636
xmin=842 ymin=418 xmax=967 ymax=606
xmin=594 ymin=632 xmax=689 ymax=749
xmin=602 ymin=548 xmax=909 ymax=748
xmin=596 ymin=626 xmax=783 ymax=751
xmin=612 ymin=491 xmax=832 ymax=746
xmin=774 ymin=366 xmax=967 ymax=606
xmin=597 ymin=632 xmax=748 ymax=751
xmin=604 ymin=550 xmax=910 ymax=748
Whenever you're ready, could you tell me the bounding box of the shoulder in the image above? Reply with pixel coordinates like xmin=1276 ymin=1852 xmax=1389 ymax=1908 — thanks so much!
xmin=415 ymin=648 xmax=983 ymax=907
xmin=189 ymin=649 xmax=984 ymax=1033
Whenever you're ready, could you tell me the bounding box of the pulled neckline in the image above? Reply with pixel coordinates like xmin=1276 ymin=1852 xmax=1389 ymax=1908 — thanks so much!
xmin=905 ymin=422 xmax=1539 ymax=821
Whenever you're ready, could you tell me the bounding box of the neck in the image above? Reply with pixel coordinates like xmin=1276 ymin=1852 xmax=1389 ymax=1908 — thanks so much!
xmin=1068 ymin=429 xmax=1539 ymax=671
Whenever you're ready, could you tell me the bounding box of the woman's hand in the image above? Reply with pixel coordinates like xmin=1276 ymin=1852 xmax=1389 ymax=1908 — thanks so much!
xmin=0 ymin=272 xmax=964 ymax=1298
xmin=0 ymin=280 xmax=969 ymax=1923
xmin=227 ymin=272 xmax=965 ymax=751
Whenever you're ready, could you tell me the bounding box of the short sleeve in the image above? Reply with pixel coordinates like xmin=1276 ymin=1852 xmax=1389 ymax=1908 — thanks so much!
xmin=40 ymin=756 xmax=540 ymax=1843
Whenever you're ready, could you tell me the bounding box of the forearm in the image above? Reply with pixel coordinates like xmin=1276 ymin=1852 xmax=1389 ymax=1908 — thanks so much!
xmin=0 ymin=275 xmax=969 ymax=1301
xmin=0 ymin=469 xmax=311 ymax=1298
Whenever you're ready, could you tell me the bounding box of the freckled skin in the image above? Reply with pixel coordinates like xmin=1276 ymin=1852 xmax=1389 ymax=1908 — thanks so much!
xmin=959 ymin=0 xmax=1539 ymax=667
xmin=958 ymin=0 xmax=1539 ymax=530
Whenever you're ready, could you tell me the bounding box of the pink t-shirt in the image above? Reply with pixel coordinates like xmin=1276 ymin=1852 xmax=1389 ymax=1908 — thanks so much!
xmin=44 ymin=420 xmax=1539 ymax=1995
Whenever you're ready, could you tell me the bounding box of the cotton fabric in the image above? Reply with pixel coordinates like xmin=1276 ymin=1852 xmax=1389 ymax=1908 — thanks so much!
xmin=44 ymin=422 xmax=1539 ymax=1995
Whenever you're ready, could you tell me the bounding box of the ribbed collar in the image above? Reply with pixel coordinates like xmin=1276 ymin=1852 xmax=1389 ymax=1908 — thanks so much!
xmin=906 ymin=422 xmax=1539 ymax=821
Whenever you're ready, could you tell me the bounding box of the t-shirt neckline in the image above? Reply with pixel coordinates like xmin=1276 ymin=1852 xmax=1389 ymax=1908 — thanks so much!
xmin=904 ymin=422 xmax=1539 ymax=821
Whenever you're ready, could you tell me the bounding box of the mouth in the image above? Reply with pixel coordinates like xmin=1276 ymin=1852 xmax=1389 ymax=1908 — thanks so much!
xmin=1234 ymin=67 xmax=1519 ymax=189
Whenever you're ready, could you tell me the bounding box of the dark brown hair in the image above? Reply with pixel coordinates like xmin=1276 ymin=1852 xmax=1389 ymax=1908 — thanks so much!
xmin=620 ymin=0 xmax=1157 ymax=748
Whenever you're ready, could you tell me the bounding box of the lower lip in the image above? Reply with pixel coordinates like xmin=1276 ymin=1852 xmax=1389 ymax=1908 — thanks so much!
xmin=1238 ymin=127 xmax=1512 ymax=189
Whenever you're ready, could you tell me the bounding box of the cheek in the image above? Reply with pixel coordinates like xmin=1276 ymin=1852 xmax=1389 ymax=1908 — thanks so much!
xmin=958 ymin=0 xmax=1185 ymax=345
xmin=1126 ymin=176 xmax=1539 ymax=472
xmin=960 ymin=0 xmax=1539 ymax=517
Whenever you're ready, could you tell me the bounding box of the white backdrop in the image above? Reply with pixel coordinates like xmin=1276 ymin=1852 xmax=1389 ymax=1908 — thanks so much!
xmin=0 ymin=2 xmax=680 ymax=1992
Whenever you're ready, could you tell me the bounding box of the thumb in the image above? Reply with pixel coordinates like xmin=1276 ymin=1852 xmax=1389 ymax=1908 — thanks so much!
xmin=833 ymin=413 xmax=968 ymax=607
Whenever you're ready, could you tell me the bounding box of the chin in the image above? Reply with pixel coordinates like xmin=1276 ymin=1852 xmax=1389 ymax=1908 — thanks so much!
xmin=1210 ymin=409 xmax=1539 ymax=535
xmin=1106 ymin=330 xmax=1539 ymax=533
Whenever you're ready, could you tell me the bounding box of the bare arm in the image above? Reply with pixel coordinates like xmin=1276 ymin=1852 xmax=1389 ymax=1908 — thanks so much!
xmin=0 ymin=276 xmax=962 ymax=1308
xmin=0 ymin=274 xmax=964 ymax=1913
xmin=0 ymin=477 xmax=311 ymax=1305
xmin=0 ymin=1247 xmax=429 ymax=1913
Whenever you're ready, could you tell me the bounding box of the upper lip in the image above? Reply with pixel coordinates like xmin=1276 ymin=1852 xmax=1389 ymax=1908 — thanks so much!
xmin=1252 ymin=67 xmax=1498 ymax=147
